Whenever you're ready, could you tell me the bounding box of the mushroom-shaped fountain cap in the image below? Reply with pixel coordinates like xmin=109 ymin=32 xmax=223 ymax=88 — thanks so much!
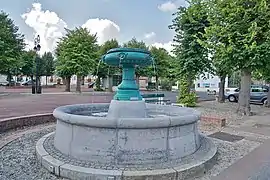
xmin=102 ymin=47 xmax=153 ymax=67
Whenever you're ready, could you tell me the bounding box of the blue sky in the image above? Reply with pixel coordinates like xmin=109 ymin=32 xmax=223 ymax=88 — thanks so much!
xmin=0 ymin=0 xmax=187 ymax=53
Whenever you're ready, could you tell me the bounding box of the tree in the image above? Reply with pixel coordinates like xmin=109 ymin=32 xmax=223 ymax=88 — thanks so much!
xmin=20 ymin=50 xmax=36 ymax=79
xmin=169 ymin=0 xmax=211 ymax=90
xmin=150 ymin=46 xmax=171 ymax=89
xmin=55 ymin=27 xmax=99 ymax=92
xmin=42 ymin=52 xmax=55 ymax=86
xmin=169 ymin=0 xmax=210 ymax=106
xmin=123 ymin=38 xmax=152 ymax=82
xmin=94 ymin=39 xmax=120 ymax=91
xmin=0 ymin=11 xmax=25 ymax=83
xmin=204 ymin=0 xmax=270 ymax=115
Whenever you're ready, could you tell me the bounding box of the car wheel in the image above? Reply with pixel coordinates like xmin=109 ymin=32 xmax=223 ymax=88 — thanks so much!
xmin=262 ymin=98 xmax=268 ymax=105
xmin=228 ymin=95 xmax=236 ymax=102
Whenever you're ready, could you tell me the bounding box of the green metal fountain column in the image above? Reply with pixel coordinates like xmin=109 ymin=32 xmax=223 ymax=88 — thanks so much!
xmin=114 ymin=64 xmax=142 ymax=101
xmin=102 ymin=48 xmax=153 ymax=101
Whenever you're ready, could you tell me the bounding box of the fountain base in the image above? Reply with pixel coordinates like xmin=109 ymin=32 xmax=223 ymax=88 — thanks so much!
xmin=37 ymin=132 xmax=216 ymax=180
xmin=107 ymin=100 xmax=148 ymax=118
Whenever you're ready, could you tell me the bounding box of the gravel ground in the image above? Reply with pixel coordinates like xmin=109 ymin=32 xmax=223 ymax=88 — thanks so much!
xmin=0 ymin=127 xmax=65 ymax=180
xmin=195 ymin=101 xmax=270 ymax=126
xmin=193 ymin=138 xmax=261 ymax=180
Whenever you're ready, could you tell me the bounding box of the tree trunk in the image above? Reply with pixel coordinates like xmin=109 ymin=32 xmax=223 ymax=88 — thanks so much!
xmin=237 ymin=69 xmax=252 ymax=115
xmin=7 ymin=72 xmax=12 ymax=87
xmin=155 ymin=75 xmax=159 ymax=90
xmin=187 ymin=75 xmax=193 ymax=93
xmin=45 ymin=76 xmax=48 ymax=86
xmin=81 ymin=76 xmax=85 ymax=85
xmin=76 ymin=75 xmax=81 ymax=93
xmin=218 ymin=75 xmax=226 ymax=103
xmin=96 ymin=76 xmax=101 ymax=91
xmin=108 ymin=75 xmax=113 ymax=92
xmin=65 ymin=76 xmax=71 ymax=92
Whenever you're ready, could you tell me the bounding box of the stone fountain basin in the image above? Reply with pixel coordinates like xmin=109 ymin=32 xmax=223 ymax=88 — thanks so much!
xmin=53 ymin=103 xmax=201 ymax=166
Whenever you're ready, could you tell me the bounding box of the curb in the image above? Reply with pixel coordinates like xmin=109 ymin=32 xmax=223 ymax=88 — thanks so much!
xmin=0 ymin=113 xmax=56 ymax=133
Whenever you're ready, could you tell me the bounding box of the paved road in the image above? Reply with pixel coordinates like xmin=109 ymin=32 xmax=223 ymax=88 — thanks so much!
xmin=0 ymin=94 xmax=113 ymax=119
xmin=0 ymin=91 xmax=213 ymax=119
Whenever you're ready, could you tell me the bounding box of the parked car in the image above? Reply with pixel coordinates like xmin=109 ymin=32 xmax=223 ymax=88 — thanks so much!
xmin=21 ymin=80 xmax=35 ymax=86
xmin=1 ymin=79 xmax=16 ymax=86
xmin=225 ymin=85 xmax=269 ymax=105
xmin=0 ymin=80 xmax=8 ymax=86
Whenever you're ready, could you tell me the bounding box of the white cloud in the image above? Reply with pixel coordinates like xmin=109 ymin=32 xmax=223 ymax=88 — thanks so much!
xmin=82 ymin=18 xmax=120 ymax=44
xmin=144 ymin=32 xmax=156 ymax=39
xmin=21 ymin=3 xmax=121 ymax=54
xmin=21 ymin=3 xmax=67 ymax=54
xmin=151 ymin=41 xmax=174 ymax=56
xmin=158 ymin=1 xmax=178 ymax=12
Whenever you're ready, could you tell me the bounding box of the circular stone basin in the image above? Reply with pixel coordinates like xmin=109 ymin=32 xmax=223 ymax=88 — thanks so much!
xmin=102 ymin=48 xmax=153 ymax=67
xmin=53 ymin=103 xmax=201 ymax=166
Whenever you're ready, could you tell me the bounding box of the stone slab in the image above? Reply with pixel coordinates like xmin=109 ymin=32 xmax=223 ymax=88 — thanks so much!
xmin=209 ymin=132 xmax=244 ymax=142
xmin=122 ymin=168 xmax=177 ymax=180
xmin=59 ymin=164 xmax=122 ymax=180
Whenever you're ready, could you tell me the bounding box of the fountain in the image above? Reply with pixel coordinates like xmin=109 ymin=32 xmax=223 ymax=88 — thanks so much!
xmin=36 ymin=48 xmax=217 ymax=180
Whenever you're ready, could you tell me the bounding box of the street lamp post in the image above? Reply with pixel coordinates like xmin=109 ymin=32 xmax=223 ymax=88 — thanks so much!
xmin=33 ymin=35 xmax=42 ymax=94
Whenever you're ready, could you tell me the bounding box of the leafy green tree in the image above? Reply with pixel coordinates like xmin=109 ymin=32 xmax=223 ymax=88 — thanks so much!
xmin=169 ymin=0 xmax=211 ymax=90
xmin=204 ymin=0 xmax=270 ymax=115
xmin=55 ymin=27 xmax=99 ymax=92
xmin=41 ymin=52 xmax=55 ymax=86
xmin=20 ymin=50 xmax=36 ymax=80
xmin=94 ymin=39 xmax=120 ymax=91
xmin=0 ymin=11 xmax=25 ymax=83
xmin=150 ymin=46 xmax=171 ymax=89
xmin=169 ymin=0 xmax=210 ymax=106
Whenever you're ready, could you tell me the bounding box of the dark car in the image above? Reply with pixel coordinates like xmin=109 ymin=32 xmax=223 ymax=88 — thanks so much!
xmin=225 ymin=85 xmax=268 ymax=105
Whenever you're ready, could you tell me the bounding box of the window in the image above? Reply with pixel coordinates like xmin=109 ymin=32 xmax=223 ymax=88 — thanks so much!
xmin=251 ymin=88 xmax=260 ymax=92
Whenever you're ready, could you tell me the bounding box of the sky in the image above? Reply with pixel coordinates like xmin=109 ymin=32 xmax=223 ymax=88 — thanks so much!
xmin=0 ymin=0 xmax=187 ymax=54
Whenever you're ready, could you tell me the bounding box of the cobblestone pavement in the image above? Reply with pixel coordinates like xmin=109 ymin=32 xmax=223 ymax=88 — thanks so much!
xmin=0 ymin=94 xmax=113 ymax=119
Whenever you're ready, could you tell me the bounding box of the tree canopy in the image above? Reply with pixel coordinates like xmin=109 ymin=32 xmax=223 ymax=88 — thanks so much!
xmin=204 ymin=0 xmax=270 ymax=114
xmin=0 ymin=11 xmax=25 ymax=74
xmin=169 ymin=0 xmax=211 ymax=80
xmin=55 ymin=27 xmax=99 ymax=77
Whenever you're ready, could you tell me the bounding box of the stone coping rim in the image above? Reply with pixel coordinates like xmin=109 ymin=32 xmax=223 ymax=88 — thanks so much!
xmin=0 ymin=113 xmax=52 ymax=122
xmin=36 ymin=133 xmax=217 ymax=179
xmin=53 ymin=103 xmax=200 ymax=129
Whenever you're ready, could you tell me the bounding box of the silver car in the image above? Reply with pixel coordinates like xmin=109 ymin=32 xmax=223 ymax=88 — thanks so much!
xmin=225 ymin=86 xmax=268 ymax=105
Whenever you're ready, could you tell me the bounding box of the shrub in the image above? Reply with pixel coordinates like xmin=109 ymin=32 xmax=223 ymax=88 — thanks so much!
xmin=177 ymin=77 xmax=196 ymax=107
